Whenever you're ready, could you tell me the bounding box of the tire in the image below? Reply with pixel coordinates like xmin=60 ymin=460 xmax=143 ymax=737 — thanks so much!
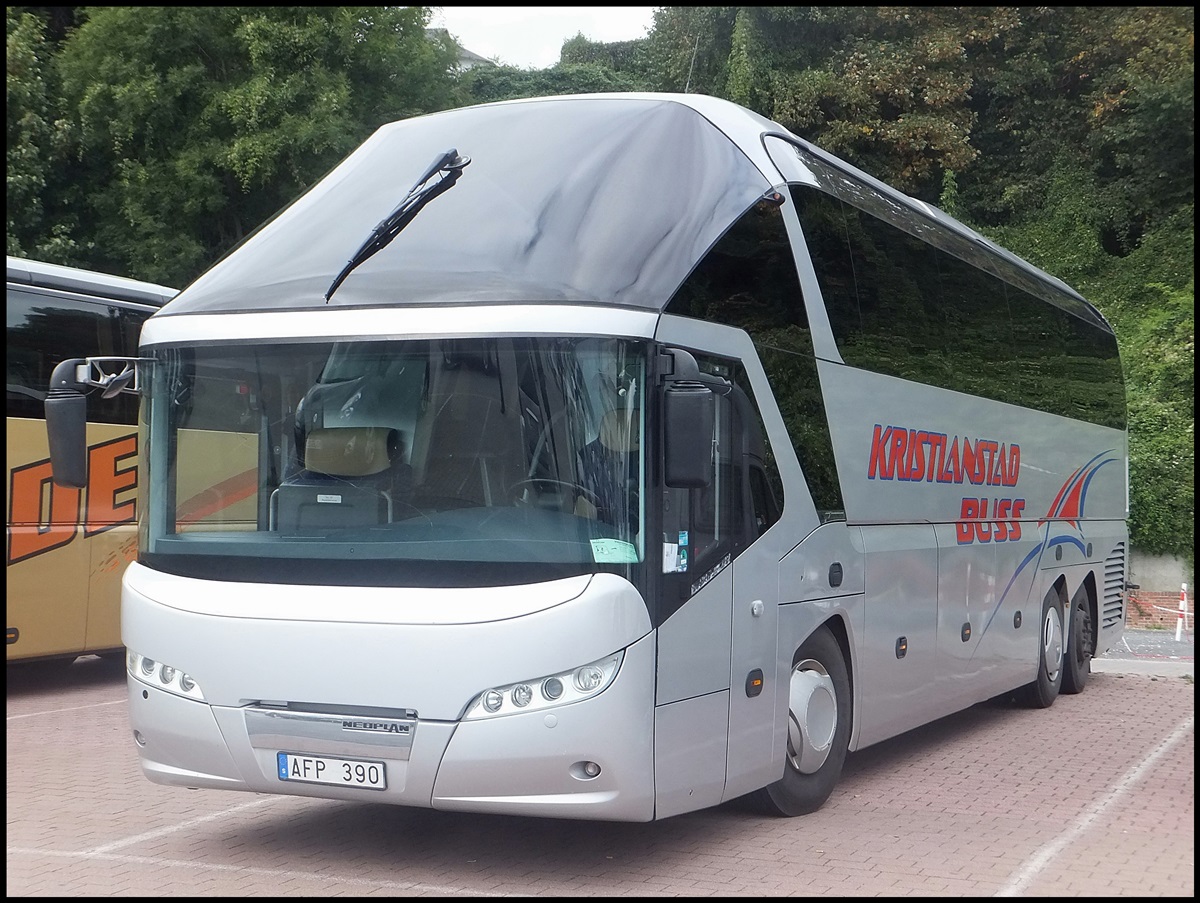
xmin=1061 ymin=598 xmax=1092 ymax=695
xmin=749 ymin=625 xmax=851 ymax=816
xmin=1017 ymin=590 xmax=1065 ymax=708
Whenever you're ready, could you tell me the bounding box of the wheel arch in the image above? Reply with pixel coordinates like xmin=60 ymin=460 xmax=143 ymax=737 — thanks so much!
xmin=1048 ymin=573 xmax=1070 ymax=609
xmin=792 ymin=612 xmax=857 ymax=750
xmin=1070 ymin=571 xmax=1099 ymax=654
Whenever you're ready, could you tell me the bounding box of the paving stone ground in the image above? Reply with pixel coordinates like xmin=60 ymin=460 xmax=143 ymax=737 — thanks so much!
xmin=7 ymin=649 xmax=1193 ymax=897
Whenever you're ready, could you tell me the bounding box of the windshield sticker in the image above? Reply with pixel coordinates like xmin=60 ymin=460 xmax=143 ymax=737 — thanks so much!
xmin=662 ymin=541 xmax=688 ymax=573
xmin=591 ymin=538 xmax=639 ymax=563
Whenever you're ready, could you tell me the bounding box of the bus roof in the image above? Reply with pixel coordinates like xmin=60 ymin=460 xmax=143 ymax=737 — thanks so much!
xmin=7 ymin=255 xmax=177 ymax=307
xmin=92 ymin=93 xmax=1098 ymax=325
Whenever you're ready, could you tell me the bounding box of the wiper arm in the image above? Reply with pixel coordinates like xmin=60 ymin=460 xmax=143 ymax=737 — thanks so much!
xmin=325 ymin=148 xmax=471 ymax=302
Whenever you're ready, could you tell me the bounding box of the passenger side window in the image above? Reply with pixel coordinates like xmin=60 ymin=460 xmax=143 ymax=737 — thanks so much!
xmin=6 ymin=288 xmax=151 ymax=424
xmin=661 ymin=355 xmax=778 ymax=611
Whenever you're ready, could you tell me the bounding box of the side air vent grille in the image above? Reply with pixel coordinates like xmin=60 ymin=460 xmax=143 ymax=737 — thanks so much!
xmin=1102 ymin=541 xmax=1126 ymax=629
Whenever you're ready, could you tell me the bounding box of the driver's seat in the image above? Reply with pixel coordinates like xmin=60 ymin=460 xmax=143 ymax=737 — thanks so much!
xmin=272 ymin=426 xmax=401 ymax=533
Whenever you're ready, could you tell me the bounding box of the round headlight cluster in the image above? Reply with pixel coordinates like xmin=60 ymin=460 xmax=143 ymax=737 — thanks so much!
xmin=466 ymin=652 xmax=624 ymax=720
xmin=127 ymin=651 xmax=204 ymax=701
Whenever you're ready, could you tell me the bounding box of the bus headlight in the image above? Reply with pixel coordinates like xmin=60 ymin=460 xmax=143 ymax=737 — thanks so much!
xmin=464 ymin=651 xmax=624 ymax=720
xmin=127 ymin=650 xmax=205 ymax=701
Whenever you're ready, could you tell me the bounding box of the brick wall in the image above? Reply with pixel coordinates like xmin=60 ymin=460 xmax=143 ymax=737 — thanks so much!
xmin=1126 ymin=590 xmax=1191 ymax=630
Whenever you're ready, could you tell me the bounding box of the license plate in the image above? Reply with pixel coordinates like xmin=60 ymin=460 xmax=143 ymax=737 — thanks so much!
xmin=277 ymin=752 xmax=386 ymax=790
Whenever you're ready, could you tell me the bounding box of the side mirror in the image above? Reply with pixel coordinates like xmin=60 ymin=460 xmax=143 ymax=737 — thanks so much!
xmin=44 ymin=359 xmax=89 ymax=489
xmin=664 ymin=383 xmax=713 ymax=488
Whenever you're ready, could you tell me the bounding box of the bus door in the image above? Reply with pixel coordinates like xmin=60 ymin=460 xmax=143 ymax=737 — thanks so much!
xmin=653 ymin=342 xmax=785 ymax=815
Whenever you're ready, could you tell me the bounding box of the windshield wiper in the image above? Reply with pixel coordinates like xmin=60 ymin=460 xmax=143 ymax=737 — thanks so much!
xmin=325 ymin=148 xmax=471 ymax=301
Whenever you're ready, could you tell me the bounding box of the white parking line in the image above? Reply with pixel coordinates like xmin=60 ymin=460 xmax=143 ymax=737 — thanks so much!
xmin=6 ymin=699 xmax=126 ymax=720
xmin=7 ymin=848 xmax=511 ymax=896
xmin=995 ymin=713 xmax=1195 ymax=896
xmin=86 ymin=796 xmax=281 ymax=854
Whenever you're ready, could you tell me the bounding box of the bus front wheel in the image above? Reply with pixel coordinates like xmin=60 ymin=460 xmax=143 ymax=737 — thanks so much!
xmin=750 ymin=625 xmax=850 ymax=817
xmin=1018 ymin=590 xmax=1064 ymax=708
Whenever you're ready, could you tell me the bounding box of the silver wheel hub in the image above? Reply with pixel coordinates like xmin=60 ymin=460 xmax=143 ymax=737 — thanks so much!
xmin=1043 ymin=605 xmax=1064 ymax=682
xmin=785 ymin=658 xmax=837 ymax=775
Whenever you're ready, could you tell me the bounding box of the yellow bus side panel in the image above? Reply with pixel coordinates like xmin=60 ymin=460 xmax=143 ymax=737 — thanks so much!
xmin=6 ymin=418 xmax=135 ymax=661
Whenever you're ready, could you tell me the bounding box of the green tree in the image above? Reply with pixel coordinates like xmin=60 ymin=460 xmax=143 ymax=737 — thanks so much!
xmin=49 ymin=6 xmax=459 ymax=286
xmin=6 ymin=8 xmax=68 ymax=257
xmin=8 ymin=5 xmax=1193 ymax=565
xmin=459 ymin=61 xmax=648 ymax=106
xmin=644 ymin=6 xmax=1003 ymax=196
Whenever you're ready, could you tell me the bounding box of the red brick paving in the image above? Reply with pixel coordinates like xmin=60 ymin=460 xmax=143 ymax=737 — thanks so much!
xmin=7 ymin=657 xmax=1194 ymax=896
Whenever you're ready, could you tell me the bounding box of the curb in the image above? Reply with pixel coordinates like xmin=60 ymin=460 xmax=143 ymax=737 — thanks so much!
xmin=1092 ymin=658 xmax=1194 ymax=678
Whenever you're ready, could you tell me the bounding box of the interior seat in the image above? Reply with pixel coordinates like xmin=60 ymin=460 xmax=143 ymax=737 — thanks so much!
xmin=271 ymin=426 xmax=404 ymax=533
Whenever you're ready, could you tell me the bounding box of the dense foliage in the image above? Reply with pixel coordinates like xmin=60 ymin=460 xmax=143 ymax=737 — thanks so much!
xmin=6 ymin=6 xmax=1193 ymax=566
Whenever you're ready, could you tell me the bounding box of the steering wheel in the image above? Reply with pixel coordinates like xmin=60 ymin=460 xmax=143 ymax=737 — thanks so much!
xmin=509 ymin=478 xmax=600 ymax=515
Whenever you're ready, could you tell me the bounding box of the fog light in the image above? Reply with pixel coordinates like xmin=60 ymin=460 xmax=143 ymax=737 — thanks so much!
xmin=584 ymin=761 xmax=601 ymax=777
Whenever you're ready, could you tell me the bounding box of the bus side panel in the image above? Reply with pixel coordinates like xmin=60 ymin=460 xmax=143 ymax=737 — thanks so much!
xmin=82 ymin=429 xmax=143 ymax=653
xmin=654 ymin=566 xmax=732 ymax=706
xmin=653 ymin=689 xmax=729 ymax=819
xmin=816 ymin=362 xmax=1128 ymax=528
xmin=653 ymin=568 xmax=733 ymax=817
xmin=856 ymin=524 xmax=940 ymax=748
xmin=83 ymin=528 xmax=137 ymax=654
xmin=934 ymin=523 xmax=1038 ymax=708
xmin=6 ymin=418 xmax=133 ymax=660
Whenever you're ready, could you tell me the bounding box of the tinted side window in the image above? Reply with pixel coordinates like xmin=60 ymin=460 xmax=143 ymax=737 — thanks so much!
xmin=6 ymin=287 xmax=153 ymax=423
xmin=791 ymin=186 xmax=1126 ymax=429
xmin=666 ymin=199 xmax=845 ymax=519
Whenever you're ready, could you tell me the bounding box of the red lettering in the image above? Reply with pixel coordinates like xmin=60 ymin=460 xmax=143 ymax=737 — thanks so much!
xmin=1009 ymin=499 xmax=1025 ymax=540
xmin=994 ymin=498 xmax=1011 ymax=541
xmin=975 ymin=498 xmax=992 ymax=541
xmin=868 ymin=425 xmax=894 ymax=479
xmin=961 ymin=438 xmax=981 ymax=486
xmin=890 ymin=428 xmax=907 ymax=478
xmin=1006 ymin=445 xmax=1021 ymax=487
xmin=84 ymin=435 xmax=138 ymax=536
xmin=956 ymin=498 xmax=978 ymax=543
xmin=7 ymin=460 xmax=81 ymax=563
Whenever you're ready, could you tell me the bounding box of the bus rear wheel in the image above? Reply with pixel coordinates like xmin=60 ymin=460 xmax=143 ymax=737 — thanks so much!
xmin=1061 ymin=599 xmax=1091 ymax=695
xmin=749 ymin=625 xmax=850 ymax=817
xmin=1018 ymin=590 xmax=1064 ymax=708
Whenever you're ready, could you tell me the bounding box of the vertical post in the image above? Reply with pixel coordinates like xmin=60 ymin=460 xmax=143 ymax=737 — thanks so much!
xmin=1178 ymin=583 xmax=1189 ymax=643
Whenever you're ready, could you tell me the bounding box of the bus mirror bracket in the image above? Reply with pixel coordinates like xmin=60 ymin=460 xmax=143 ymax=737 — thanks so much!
xmin=660 ymin=347 xmax=722 ymax=489
xmin=44 ymin=356 xmax=147 ymax=489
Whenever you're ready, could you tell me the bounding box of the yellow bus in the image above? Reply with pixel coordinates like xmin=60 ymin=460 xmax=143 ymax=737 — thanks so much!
xmin=6 ymin=256 xmax=176 ymax=663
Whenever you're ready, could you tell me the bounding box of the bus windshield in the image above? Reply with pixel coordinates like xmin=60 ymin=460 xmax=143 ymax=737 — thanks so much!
xmin=139 ymin=336 xmax=648 ymax=589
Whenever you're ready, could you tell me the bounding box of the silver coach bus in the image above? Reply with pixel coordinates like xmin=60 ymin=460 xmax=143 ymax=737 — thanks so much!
xmin=46 ymin=93 xmax=1128 ymax=821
